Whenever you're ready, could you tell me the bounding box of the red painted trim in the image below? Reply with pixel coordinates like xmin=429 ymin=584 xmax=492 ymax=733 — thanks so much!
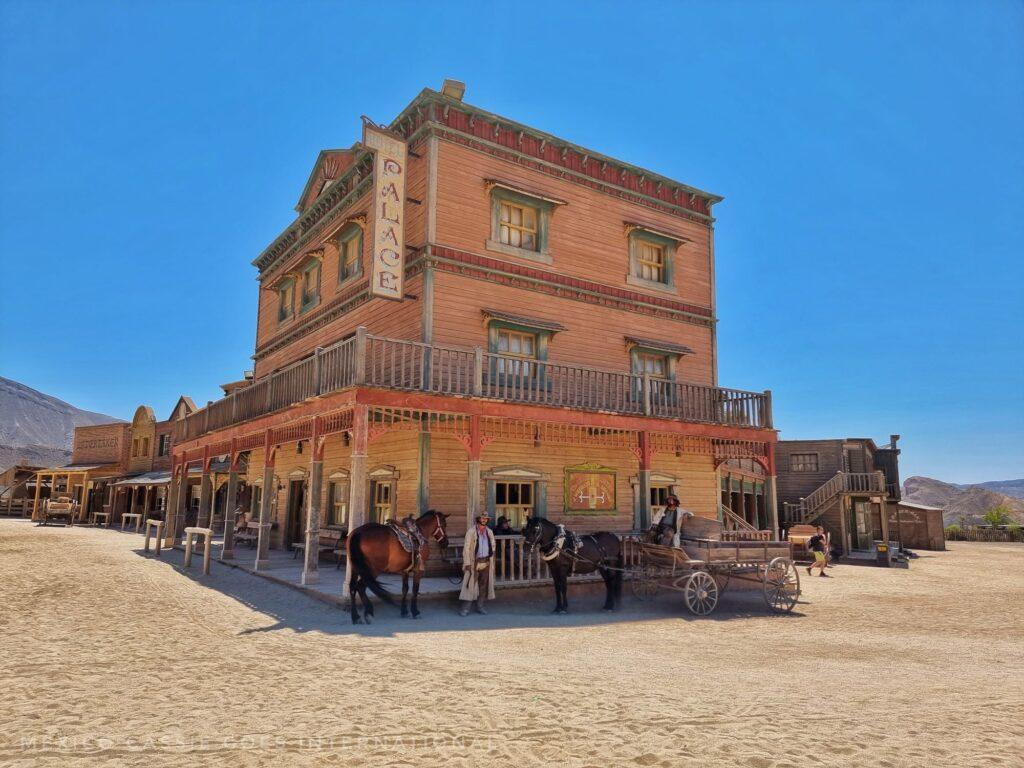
xmin=637 ymin=432 xmax=653 ymax=470
xmin=355 ymin=388 xmax=776 ymax=443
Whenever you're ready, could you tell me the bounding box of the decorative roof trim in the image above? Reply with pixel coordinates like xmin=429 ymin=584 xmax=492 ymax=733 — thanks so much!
xmin=625 ymin=335 xmax=695 ymax=357
xmin=481 ymin=308 xmax=566 ymax=333
xmin=391 ymin=89 xmax=722 ymax=209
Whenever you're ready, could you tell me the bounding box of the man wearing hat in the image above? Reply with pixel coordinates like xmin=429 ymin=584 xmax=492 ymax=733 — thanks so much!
xmin=459 ymin=510 xmax=496 ymax=616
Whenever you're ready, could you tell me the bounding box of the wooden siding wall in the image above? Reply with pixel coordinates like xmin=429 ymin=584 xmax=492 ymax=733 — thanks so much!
xmin=71 ymin=423 xmax=130 ymax=469
xmin=431 ymin=271 xmax=714 ymax=382
xmin=253 ymin=143 xmax=428 ymax=377
xmin=434 ymin=140 xmax=713 ymax=309
xmin=775 ymin=440 xmax=844 ymax=505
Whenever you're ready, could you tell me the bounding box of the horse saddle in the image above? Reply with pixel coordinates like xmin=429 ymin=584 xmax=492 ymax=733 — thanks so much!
xmin=387 ymin=519 xmax=427 ymax=554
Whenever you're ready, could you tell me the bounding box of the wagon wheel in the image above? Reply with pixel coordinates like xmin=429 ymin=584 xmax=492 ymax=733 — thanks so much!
xmin=763 ymin=557 xmax=800 ymax=613
xmin=631 ymin=565 xmax=661 ymax=600
xmin=682 ymin=571 xmax=719 ymax=616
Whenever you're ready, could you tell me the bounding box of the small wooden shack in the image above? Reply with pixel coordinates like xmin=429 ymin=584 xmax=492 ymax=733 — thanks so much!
xmin=889 ymin=501 xmax=946 ymax=551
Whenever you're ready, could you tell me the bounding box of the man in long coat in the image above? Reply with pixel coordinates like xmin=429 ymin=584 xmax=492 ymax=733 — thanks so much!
xmin=459 ymin=511 xmax=496 ymax=615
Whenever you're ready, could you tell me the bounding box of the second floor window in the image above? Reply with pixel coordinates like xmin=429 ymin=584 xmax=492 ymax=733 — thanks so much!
xmin=790 ymin=453 xmax=819 ymax=472
xmin=141 ymin=437 xmax=149 ymax=457
xmin=300 ymin=259 xmax=320 ymax=312
xmin=157 ymin=434 xmax=170 ymax=457
xmin=338 ymin=225 xmax=363 ymax=283
xmin=278 ymin=280 xmax=295 ymax=323
xmin=496 ymin=328 xmax=537 ymax=378
xmin=636 ymin=352 xmax=668 ymax=377
xmin=499 ymin=201 xmax=538 ymax=251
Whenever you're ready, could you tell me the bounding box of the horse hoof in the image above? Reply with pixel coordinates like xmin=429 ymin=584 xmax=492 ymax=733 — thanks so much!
xmin=364 ymin=615 xmax=373 ymax=624
xmin=412 ymin=613 xmax=421 ymax=620
xmin=401 ymin=611 xmax=409 ymax=618
xmin=352 ymin=617 xmax=363 ymax=625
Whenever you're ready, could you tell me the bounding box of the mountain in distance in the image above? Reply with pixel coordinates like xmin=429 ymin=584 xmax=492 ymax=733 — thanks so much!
xmin=0 ymin=377 xmax=122 ymax=470
xmin=902 ymin=475 xmax=1024 ymax=526
xmin=956 ymin=479 xmax=1024 ymax=501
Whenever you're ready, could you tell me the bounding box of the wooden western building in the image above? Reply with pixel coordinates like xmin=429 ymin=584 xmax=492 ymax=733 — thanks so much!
xmin=31 ymin=397 xmax=195 ymax=524
xmin=776 ymin=435 xmax=902 ymax=559
xmin=169 ymin=80 xmax=778 ymax=586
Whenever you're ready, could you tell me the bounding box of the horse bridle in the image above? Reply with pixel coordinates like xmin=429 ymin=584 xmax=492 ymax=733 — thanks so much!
xmin=430 ymin=513 xmax=447 ymax=543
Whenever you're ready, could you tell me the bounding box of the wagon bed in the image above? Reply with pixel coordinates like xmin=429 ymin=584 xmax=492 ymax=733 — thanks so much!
xmin=631 ymin=534 xmax=801 ymax=616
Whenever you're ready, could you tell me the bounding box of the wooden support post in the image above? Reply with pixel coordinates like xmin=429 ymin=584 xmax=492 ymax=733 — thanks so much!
xmin=637 ymin=432 xmax=653 ymax=530
xmin=472 ymin=347 xmax=483 ymax=396
xmin=302 ymin=418 xmax=324 ymax=586
xmin=313 ymin=346 xmax=324 ymax=396
xmin=343 ymin=405 xmax=369 ymax=600
xmin=766 ymin=442 xmax=780 ymax=537
xmin=465 ymin=414 xmax=482 ymax=530
xmin=417 ymin=432 xmax=431 ymax=514
xmin=166 ymin=467 xmax=188 ymax=548
xmin=221 ymin=447 xmax=239 ymax=561
xmin=31 ymin=472 xmax=43 ymax=521
xmin=354 ymin=326 xmax=368 ymax=385
xmin=165 ymin=474 xmax=179 ymax=528
xmin=196 ymin=448 xmax=212 ymax=529
xmin=255 ymin=431 xmax=276 ymax=571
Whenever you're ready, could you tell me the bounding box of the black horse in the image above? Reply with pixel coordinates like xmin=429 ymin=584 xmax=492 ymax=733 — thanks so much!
xmin=522 ymin=517 xmax=623 ymax=614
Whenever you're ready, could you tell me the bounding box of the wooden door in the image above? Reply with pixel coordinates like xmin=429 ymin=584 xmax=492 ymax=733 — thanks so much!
xmin=286 ymin=480 xmax=305 ymax=547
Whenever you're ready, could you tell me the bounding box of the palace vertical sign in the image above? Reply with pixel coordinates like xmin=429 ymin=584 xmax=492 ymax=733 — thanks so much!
xmin=363 ymin=123 xmax=407 ymax=301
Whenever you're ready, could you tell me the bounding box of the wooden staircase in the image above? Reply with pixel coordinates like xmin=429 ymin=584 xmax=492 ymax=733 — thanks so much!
xmin=782 ymin=471 xmax=886 ymax=526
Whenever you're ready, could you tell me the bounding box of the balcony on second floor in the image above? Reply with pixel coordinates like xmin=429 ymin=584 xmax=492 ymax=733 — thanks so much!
xmin=176 ymin=328 xmax=773 ymax=443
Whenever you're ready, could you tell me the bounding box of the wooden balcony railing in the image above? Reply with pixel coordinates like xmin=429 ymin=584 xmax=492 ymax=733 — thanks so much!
xmin=176 ymin=327 xmax=773 ymax=442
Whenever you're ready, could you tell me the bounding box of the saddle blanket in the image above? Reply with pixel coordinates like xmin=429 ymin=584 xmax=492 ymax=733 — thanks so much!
xmin=387 ymin=520 xmax=427 ymax=554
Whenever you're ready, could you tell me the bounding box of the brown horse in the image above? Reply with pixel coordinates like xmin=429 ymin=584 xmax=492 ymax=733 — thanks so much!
xmin=347 ymin=510 xmax=449 ymax=624
xmin=522 ymin=517 xmax=623 ymax=614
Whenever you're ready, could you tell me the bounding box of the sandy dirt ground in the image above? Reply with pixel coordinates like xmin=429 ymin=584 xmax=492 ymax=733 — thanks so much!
xmin=0 ymin=519 xmax=1021 ymax=768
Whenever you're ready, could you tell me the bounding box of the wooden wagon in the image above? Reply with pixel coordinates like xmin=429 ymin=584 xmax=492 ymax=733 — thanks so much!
xmin=630 ymin=513 xmax=801 ymax=615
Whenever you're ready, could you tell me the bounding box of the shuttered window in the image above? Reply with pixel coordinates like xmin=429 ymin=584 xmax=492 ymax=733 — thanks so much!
xmin=790 ymin=453 xmax=819 ymax=472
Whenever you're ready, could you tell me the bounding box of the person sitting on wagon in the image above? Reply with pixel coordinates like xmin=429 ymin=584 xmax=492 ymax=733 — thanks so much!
xmin=807 ymin=526 xmax=830 ymax=578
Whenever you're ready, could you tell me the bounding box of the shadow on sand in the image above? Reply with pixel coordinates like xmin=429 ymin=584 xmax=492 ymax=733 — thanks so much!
xmin=131 ymin=540 xmax=807 ymax=639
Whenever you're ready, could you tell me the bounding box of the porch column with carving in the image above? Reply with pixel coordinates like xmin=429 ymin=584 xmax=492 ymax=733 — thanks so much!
xmin=302 ymin=419 xmax=324 ymax=586
xmin=343 ymin=405 xmax=369 ymax=600
xmin=465 ymin=414 xmax=483 ymax=530
xmin=196 ymin=448 xmax=213 ymax=529
xmin=221 ymin=442 xmax=239 ymax=561
xmin=255 ymin=431 xmax=276 ymax=571
xmin=636 ymin=432 xmax=653 ymax=530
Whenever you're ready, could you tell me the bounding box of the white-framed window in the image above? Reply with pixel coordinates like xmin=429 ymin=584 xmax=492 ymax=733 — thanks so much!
xmin=627 ymin=228 xmax=678 ymax=291
xmin=486 ymin=184 xmax=556 ymax=264
xmin=636 ymin=352 xmax=668 ymax=377
xmin=637 ymin=240 xmax=666 ymax=283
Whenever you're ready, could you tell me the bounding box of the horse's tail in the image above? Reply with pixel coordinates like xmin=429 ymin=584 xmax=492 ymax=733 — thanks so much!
xmin=348 ymin=531 xmax=395 ymax=605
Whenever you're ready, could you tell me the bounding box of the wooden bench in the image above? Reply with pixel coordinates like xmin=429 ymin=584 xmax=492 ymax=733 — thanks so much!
xmin=183 ymin=526 xmax=214 ymax=575
xmin=144 ymin=519 xmax=165 ymax=556
xmin=121 ymin=512 xmax=143 ymax=532
xmin=292 ymin=533 xmax=345 ymax=563
xmin=93 ymin=510 xmax=111 ymax=527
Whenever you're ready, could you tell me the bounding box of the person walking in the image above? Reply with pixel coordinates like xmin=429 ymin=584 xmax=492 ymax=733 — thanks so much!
xmin=807 ymin=526 xmax=830 ymax=577
xmin=459 ymin=511 xmax=496 ymax=615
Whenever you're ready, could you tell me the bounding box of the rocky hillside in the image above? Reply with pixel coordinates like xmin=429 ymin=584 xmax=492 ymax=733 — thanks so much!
xmin=960 ymin=479 xmax=1024 ymax=500
xmin=902 ymin=476 xmax=1024 ymax=526
xmin=0 ymin=377 xmax=121 ymax=470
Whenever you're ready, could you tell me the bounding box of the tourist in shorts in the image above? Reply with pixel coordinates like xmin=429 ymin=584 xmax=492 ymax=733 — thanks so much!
xmin=807 ymin=526 xmax=830 ymax=577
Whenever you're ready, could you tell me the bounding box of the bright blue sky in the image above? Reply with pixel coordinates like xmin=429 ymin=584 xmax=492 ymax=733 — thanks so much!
xmin=1 ymin=1 xmax=1021 ymax=483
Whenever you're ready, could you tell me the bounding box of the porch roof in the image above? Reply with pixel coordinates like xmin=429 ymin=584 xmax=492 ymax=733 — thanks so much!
xmin=114 ymin=471 xmax=172 ymax=487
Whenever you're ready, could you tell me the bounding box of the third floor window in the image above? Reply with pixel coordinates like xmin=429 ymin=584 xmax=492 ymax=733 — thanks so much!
xmin=499 ymin=201 xmax=538 ymax=251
